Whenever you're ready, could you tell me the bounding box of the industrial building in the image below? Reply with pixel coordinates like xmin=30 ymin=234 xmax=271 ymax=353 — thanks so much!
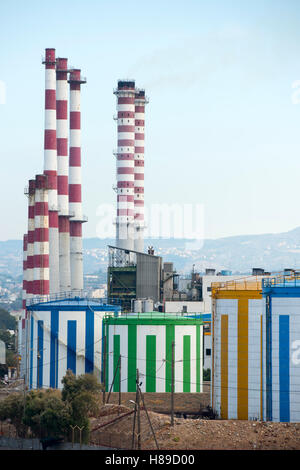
xmin=23 ymin=295 xmax=120 ymax=390
xmin=103 ymin=313 xmax=203 ymax=393
xmin=211 ymin=278 xmax=263 ymax=420
xmin=262 ymin=273 xmax=300 ymax=422
xmin=211 ymin=270 xmax=300 ymax=423
xmin=107 ymin=245 xmax=163 ymax=310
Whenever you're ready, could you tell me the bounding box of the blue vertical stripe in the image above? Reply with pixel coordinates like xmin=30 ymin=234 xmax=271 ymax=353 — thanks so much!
xmin=266 ymin=295 xmax=272 ymax=421
xmin=279 ymin=315 xmax=290 ymax=422
xmin=37 ymin=320 xmax=43 ymax=388
xmin=85 ymin=308 xmax=94 ymax=373
xmin=30 ymin=314 xmax=34 ymax=390
xmin=50 ymin=310 xmax=59 ymax=388
xmin=67 ymin=320 xmax=77 ymax=375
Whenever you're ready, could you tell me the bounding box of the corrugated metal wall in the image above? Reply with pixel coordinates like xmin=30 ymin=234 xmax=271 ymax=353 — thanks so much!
xmin=136 ymin=253 xmax=162 ymax=303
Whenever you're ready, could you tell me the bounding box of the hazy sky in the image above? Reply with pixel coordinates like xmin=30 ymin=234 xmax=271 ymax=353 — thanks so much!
xmin=1 ymin=0 xmax=300 ymax=241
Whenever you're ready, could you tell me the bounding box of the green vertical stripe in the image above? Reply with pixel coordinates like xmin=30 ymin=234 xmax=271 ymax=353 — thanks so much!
xmin=196 ymin=325 xmax=201 ymax=392
xmin=128 ymin=324 xmax=137 ymax=392
xmin=183 ymin=335 xmax=191 ymax=393
xmin=113 ymin=335 xmax=120 ymax=392
xmin=146 ymin=336 xmax=156 ymax=392
xmin=165 ymin=324 xmax=175 ymax=392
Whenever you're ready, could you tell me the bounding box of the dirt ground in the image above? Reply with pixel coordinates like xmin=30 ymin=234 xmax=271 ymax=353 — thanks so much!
xmin=90 ymin=404 xmax=300 ymax=450
xmin=103 ymin=388 xmax=210 ymax=414
xmin=1 ymin=382 xmax=300 ymax=450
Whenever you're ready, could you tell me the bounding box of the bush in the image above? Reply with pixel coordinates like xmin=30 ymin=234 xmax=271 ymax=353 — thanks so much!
xmin=0 ymin=308 xmax=16 ymax=330
xmin=23 ymin=389 xmax=71 ymax=439
xmin=0 ymin=371 xmax=102 ymax=443
xmin=203 ymin=368 xmax=211 ymax=381
xmin=61 ymin=370 xmax=102 ymax=443
xmin=0 ymin=393 xmax=27 ymax=437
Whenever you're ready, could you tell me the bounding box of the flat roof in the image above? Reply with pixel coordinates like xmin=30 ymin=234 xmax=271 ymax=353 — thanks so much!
xmin=27 ymin=297 xmax=121 ymax=311
xmin=103 ymin=312 xmax=203 ymax=325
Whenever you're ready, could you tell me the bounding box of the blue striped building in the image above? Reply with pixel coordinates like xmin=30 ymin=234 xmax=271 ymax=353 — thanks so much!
xmin=262 ymin=275 xmax=300 ymax=422
xmin=25 ymin=297 xmax=121 ymax=390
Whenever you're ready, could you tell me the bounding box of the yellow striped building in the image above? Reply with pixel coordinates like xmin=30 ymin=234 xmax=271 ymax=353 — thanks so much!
xmin=211 ymin=279 xmax=264 ymax=420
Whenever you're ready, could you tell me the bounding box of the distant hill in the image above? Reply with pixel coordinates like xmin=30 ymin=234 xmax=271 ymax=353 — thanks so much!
xmin=1 ymin=227 xmax=300 ymax=277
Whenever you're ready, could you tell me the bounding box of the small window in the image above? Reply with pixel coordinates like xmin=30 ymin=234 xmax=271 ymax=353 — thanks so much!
xmin=207 ymin=286 xmax=212 ymax=292
xmin=206 ymin=349 xmax=211 ymax=356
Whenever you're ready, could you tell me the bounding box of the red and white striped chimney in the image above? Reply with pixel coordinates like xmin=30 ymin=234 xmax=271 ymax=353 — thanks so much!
xmin=43 ymin=48 xmax=59 ymax=294
xmin=134 ymin=89 xmax=148 ymax=253
xmin=68 ymin=69 xmax=86 ymax=291
xmin=26 ymin=179 xmax=35 ymax=300
xmin=22 ymin=234 xmax=28 ymax=317
xmin=114 ymin=80 xmax=136 ymax=251
xmin=56 ymin=57 xmax=71 ymax=292
xmin=33 ymin=174 xmax=50 ymax=300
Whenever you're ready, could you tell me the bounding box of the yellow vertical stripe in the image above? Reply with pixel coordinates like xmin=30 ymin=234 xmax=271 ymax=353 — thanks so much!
xmin=221 ymin=315 xmax=228 ymax=419
xmin=238 ymin=299 xmax=248 ymax=419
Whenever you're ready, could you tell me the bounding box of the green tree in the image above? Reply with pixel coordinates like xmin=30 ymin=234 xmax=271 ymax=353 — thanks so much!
xmin=61 ymin=370 xmax=102 ymax=443
xmin=0 ymin=393 xmax=27 ymax=437
xmin=203 ymin=368 xmax=211 ymax=381
xmin=23 ymin=389 xmax=71 ymax=439
xmin=0 ymin=330 xmax=17 ymax=370
xmin=0 ymin=308 xmax=16 ymax=330
xmin=0 ymin=372 xmax=103 ymax=443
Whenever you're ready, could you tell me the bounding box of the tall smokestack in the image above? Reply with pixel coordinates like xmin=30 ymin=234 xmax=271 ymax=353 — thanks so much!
xmin=42 ymin=48 xmax=59 ymax=294
xmin=56 ymin=57 xmax=71 ymax=291
xmin=33 ymin=174 xmax=50 ymax=300
xmin=26 ymin=179 xmax=35 ymax=300
xmin=114 ymin=80 xmax=135 ymax=251
xmin=21 ymin=234 xmax=28 ymax=380
xmin=22 ymin=234 xmax=28 ymax=315
xmin=68 ymin=69 xmax=86 ymax=291
xmin=134 ymin=89 xmax=148 ymax=252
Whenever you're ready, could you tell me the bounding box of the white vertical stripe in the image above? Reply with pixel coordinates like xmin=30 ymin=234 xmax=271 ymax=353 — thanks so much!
xmin=248 ymin=299 xmax=263 ymax=420
xmin=136 ymin=325 xmax=165 ymax=393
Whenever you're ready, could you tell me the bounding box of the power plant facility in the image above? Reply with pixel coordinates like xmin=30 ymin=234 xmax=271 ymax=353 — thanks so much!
xmin=16 ymin=46 xmax=300 ymax=429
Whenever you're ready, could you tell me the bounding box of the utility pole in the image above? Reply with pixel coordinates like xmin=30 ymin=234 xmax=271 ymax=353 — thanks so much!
xmin=103 ymin=336 xmax=107 ymax=405
xmin=37 ymin=351 xmax=40 ymax=389
xmin=171 ymin=340 xmax=175 ymax=426
xmin=132 ymin=368 xmax=141 ymax=450
xmin=107 ymin=355 xmax=121 ymax=404
xmin=136 ymin=369 xmax=141 ymax=450
xmin=138 ymin=385 xmax=159 ymax=449
xmin=118 ymin=355 xmax=121 ymax=407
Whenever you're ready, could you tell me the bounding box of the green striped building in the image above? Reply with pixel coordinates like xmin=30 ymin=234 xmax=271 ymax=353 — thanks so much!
xmin=103 ymin=313 xmax=203 ymax=393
